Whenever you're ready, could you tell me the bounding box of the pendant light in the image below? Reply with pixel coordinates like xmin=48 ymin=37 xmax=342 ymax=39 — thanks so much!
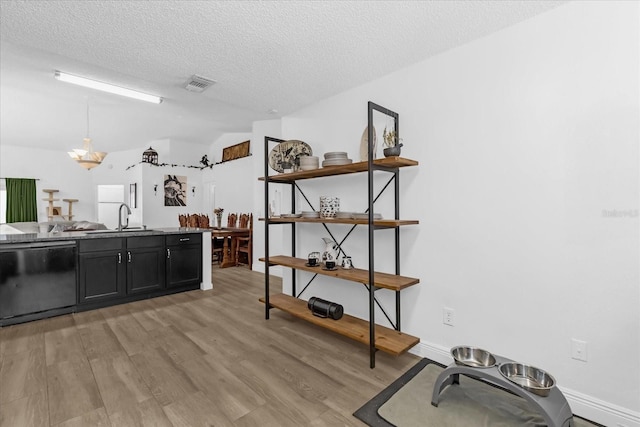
xmin=68 ymin=101 xmax=107 ymax=170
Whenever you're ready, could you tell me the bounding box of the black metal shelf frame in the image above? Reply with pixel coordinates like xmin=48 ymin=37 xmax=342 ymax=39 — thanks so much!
xmin=263 ymin=101 xmax=403 ymax=368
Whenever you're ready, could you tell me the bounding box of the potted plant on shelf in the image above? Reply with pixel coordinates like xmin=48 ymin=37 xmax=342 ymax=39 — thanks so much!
xmin=382 ymin=126 xmax=403 ymax=157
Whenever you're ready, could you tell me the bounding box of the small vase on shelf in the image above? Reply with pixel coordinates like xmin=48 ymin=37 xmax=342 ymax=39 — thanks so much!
xmin=383 ymin=145 xmax=402 ymax=157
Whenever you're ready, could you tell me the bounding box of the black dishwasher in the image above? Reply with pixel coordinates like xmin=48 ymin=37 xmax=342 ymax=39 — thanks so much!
xmin=0 ymin=241 xmax=77 ymax=324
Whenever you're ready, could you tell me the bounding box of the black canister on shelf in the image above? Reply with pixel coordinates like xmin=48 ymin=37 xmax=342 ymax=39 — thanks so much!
xmin=307 ymin=297 xmax=344 ymax=320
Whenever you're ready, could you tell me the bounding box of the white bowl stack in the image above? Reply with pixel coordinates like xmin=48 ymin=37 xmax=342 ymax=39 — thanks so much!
xmin=299 ymin=156 xmax=319 ymax=171
xmin=322 ymin=152 xmax=353 ymax=167
xmin=301 ymin=211 xmax=320 ymax=219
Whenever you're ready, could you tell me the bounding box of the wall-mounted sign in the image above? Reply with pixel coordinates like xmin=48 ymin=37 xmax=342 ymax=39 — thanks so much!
xmin=222 ymin=140 xmax=250 ymax=162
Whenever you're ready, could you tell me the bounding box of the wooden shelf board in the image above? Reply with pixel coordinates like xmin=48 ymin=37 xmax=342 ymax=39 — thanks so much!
xmin=259 ymin=157 xmax=418 ymax=182
xmin=260 ymin=293 xmax=419 ymax=356
xmin=259 ymin=255 xmax=419 ymax=291
xmin=259 ymin=217 xmax=418 ymax=228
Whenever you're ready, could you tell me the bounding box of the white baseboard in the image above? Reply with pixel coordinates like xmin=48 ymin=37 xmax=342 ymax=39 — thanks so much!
xmin=252 ymin=263 xmax=282 ymax=277
xmin=410 ymin=342 xmax=640 ymax=427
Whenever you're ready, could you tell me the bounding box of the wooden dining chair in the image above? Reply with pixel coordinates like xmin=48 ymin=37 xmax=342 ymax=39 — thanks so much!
xmin=188 ymin=214 xmax=199 ymax=228
xmin=212 ymin=235 xmax=224 ymax=264
xmin=227 ymin=213 xmax=237 ymax=228
xmin=198 ymin=214 xmax=210 ymax=228
xmin=178 ymin=214 xmax=188 ymax=227
xmin=235 ymin=213 xmax=253 ymax=269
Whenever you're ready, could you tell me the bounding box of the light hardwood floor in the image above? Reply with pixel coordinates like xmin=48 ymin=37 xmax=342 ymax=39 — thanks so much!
xmin=0 ymin=267 xmax=419 ymax=426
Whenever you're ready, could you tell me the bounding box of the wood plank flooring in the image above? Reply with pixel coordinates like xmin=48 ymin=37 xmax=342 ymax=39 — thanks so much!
xmin=0 ymin=267 xmax=419 ymax=426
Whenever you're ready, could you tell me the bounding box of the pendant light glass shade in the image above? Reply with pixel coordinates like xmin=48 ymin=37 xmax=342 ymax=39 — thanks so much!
xmin=68 ymin=102 xmax=107 ymax=170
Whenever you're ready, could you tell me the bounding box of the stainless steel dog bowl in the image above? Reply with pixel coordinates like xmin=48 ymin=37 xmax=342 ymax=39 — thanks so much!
xmin=451 ymin=346 xmax=496 ymax=368
xmin=498 ymin=362 xmax=556 ymax=397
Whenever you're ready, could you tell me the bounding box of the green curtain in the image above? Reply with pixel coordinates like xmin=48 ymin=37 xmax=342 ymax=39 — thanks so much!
xmin=6 ymin=178 xmax=38 ymax=223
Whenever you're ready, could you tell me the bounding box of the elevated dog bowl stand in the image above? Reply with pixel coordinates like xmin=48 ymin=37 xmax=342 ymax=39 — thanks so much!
xmin=431 ymin=354 xmax=573 ymax=427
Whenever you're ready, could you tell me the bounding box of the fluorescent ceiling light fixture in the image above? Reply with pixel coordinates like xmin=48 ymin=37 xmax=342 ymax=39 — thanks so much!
xmin=54 ymin=71 xmax=163 ymax=104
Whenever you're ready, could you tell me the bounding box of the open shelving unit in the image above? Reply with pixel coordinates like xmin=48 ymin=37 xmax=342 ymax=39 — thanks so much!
xmin=261 ymin=102 xmax=420 ymax=368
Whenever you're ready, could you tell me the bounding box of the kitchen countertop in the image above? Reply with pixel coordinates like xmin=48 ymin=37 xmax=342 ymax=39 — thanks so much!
xmin=0 ymin=227 xmax=210 ymax=244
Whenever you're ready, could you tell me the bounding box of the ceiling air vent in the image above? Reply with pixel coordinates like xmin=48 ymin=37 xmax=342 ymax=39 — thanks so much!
xmin=183 ymin=75 xmax=217 ymax=93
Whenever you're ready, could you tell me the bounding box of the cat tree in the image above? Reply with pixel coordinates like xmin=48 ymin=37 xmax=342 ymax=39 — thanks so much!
xmin=42 ymin=189 xmax=78 ymax=220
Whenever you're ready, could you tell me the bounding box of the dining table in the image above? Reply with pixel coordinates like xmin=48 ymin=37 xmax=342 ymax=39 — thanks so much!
xmin=210 ymin=227 xmax=250 ymax=268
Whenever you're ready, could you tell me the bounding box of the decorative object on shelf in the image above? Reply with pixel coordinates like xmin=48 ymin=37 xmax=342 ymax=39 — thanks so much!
xmin=307 ymin=252 xmax=321 ymax=267
xmin=142 ymin=146 xmax=158 ymax=164
xmin=324 ymin=260 xmax=337 ymax=270
xmin=383 ymin=126 xmax=403 ymax=157
xmin=164 ymin=175 xmax=187 ymax=206
xmin=359 ymin=125 xmax=377 ymax=162
xmin=308 ymin=297 xmax=344 ymax=320
xmin=341 ymin=256 xmax=353 ymax=269
xmin=282 ymin=161 xmax=293 ymax=173
xmin=321 ymin=237 xmax=339 ymax=264
xmin=214 ymin=208 xmax=224 ymax=229
xmin=322 ymin=152 xmax=353 ymax=167
xmin=299 ymin=156 xmax=319 ymax=171
xmin=68 ymin=100 xmax=108 ymax=170
xmin=301 ymin=211 xmax=320 ymax=218
xmin=200 ymin=155 xmax=210 ymax=167
xmin=319 ymin=196 xmax=340 ymax=218
xmin=268 ymin=140 xmax=313 ymax=173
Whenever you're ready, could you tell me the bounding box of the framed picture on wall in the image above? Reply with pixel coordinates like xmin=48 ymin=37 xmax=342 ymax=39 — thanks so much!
xmin=164 ymin=175 xmax=187 ymax=206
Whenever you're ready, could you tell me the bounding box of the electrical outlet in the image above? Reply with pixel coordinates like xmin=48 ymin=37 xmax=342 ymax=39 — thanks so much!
xmin=443 ymin=308 xmax=455 ymax=326
xmin=571 ymin=339 xmax=588 ymax=362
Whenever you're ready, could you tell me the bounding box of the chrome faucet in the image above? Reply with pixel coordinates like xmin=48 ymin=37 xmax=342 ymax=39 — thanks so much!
xmin=117 ymin=203 xmax=131 ymax=231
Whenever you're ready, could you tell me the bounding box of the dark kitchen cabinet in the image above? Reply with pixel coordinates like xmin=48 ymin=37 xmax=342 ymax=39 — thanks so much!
xmin=78 ymin=238 xmax=126 ymax=304
xmin=78 ymin=236 xmax=165 ymax=304
xmin=166 ymin=233 xmax=202 ymax=289
xmin=126 ymin=236 xmax=165 ymax=294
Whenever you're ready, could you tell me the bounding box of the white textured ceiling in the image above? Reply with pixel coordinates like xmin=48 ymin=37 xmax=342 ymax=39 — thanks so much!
xmin=0 ymin=0 xmax=565 ymax=152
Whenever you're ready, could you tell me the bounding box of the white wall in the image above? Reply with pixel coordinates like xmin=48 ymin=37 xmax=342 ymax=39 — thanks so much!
xmin=140 ymin=164 xmax=204 ymax=228
xmin=280 ymin=2 xmax=639 ymax=426
xmin=0 ymin=144 xmax=96 ymax=221
xmin=202 ymin=132 xmax=253 ymax=216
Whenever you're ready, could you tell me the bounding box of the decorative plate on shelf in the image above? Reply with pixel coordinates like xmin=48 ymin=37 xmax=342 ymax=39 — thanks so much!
xmin=269 ymin=140 xmax=313 ymax=173
xmin=359 ymin=126 xmax=377 ymax=162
